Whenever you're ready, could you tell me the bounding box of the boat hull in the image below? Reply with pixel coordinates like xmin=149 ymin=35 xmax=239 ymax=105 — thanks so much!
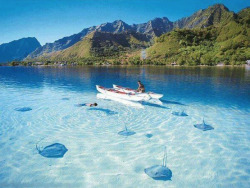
xmin=113 ymin=84 xmax=163 ymax=99
xmin=96 ymin=85 xmax=150 ymax=101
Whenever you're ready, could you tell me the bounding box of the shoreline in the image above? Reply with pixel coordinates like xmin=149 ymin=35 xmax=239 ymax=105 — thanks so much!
xmin=0 ymin=64 xmax=248 ymax=68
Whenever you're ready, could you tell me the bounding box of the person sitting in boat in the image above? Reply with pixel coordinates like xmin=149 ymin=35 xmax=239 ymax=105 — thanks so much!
xmin=85 ymin=103 xmax=98 ymax=107
xmin=137 ymin=81 xmax=145 ymax=93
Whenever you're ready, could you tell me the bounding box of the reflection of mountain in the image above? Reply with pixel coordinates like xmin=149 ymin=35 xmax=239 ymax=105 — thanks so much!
xmin=0 ymin=67 xmax=248 ymax=105
xmin=1 ymin=66 xmax=249 ymax=109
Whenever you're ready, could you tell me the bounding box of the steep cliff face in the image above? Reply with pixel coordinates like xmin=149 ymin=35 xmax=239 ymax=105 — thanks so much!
xmin=27 ymin=17 xmax=171 ymax=59
xmin=26 ymin=4 xmax=247 ymax=61
xmin=0 ymin=37 xmax=41 ymax=63
xmin=173 ymin=4 xmax=236 ymax=29
xmin=237 ymin=7 xmax=250 ymax=24
xmin=45 ymin=31 xmax=151 ymax=60
xmin=132 ymin=17 xmax=173 ymax=37
xmin=95 ymin=20 xmax=133 ymax=33
xmin=147 ymin=10 xmax=249 ymax=65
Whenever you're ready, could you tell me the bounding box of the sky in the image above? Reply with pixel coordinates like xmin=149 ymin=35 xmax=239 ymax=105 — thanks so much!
xmin=0 ymin=0 xmax=249 ymax=45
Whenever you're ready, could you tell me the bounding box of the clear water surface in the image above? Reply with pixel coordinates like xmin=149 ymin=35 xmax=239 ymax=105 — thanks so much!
xmin=0 ymin=66 xmax=249 ymax=187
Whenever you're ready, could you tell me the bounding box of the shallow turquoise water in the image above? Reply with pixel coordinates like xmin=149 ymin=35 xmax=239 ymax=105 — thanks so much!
xmin=0 ymin=66 xmax=249 ymax=187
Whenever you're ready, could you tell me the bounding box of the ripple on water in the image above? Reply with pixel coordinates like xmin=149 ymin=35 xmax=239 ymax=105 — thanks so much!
xmin=0 ymin=66 xmax=250 ymax=187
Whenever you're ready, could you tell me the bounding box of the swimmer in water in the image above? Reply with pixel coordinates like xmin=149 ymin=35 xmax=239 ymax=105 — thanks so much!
xmin=85 ymin=103 xmax=98 ymax=107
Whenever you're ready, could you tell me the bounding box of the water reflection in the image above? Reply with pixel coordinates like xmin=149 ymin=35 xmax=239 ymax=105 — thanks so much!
xmin=0 ymin=66 xmax=249 ymax=109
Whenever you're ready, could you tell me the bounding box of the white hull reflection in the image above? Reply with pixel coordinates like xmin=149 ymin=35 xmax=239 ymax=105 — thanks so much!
xmin=148 ymin=98 xmax=163 ymax=105
xmin=97 ymin=93 xmax=144 ymax=108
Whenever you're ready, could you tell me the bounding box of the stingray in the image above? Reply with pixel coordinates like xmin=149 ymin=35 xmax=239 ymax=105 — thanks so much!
xmin=118 ymin=125 xmax=136 ymax=136
xmin=145 ymin=133 xmax=153 ymax=138
xmin=15 ymin=107 xmax=32 ymax=112
xmin=88 ymin=108 xmax=118 ymax=115
xmin=36 ymin=143 xmax=68 ymax=158
xmin=144 ymin=147 xmax=172 ymax=181
xmin=172 ymin=110 xmax=188 ymax=116
xmin=194 ymin=119 xmax=214 ymax=131
xmin=61 ymin=97 xmax=70 ymax=100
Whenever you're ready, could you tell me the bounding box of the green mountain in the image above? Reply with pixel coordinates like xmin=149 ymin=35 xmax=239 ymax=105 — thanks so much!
xmin=39 ymin=31 xmax=151 ymax=61
xmin=147 ymin=9 xmax=250 ymax=65
xmin=173 ymin=4 xmax=236 ymax=29
xmin=0 ymin=37 xmax=41 ymax=63
xmin=25 ymin=4 xmax=249 ymax=65
xmin=27 ymin=19 xmax=171 ymax=59
xmin=237 ymin=7 xmax=250 ymax=25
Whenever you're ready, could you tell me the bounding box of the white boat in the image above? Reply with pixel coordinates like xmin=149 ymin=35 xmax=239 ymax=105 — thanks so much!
xmin=113 ymin=84 xmax=163 ymax=99
xmin=96 ymin=85 xmax=151 ymax=102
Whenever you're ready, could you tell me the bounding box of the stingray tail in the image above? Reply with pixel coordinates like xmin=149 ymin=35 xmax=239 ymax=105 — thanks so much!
xmin=36 ymin=143 xmax=40 ymax=153
xmin=36 ymin=137 xmax=45 ymax=153
xmin=162 ymin=146 xmax=167 ymax=167
xmin=203 ymin=118 xmax=205 ymax=125
xmin=182 ymin=110 xmax=185 ymax=115
xmin=125 ymin=125 xmax=128 ymax=132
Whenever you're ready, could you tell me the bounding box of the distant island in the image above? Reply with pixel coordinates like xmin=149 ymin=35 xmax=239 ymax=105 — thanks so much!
xmin=1 ymin=4 xmax=249 ymax=66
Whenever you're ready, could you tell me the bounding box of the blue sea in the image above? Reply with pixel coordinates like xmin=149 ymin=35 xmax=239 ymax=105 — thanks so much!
xmin=0 ymin=66 xmax=249 ymax=187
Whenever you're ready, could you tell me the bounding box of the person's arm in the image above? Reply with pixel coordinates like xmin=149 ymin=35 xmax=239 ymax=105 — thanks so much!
xmin=136 ymin=86 xmax=139 ymax=92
